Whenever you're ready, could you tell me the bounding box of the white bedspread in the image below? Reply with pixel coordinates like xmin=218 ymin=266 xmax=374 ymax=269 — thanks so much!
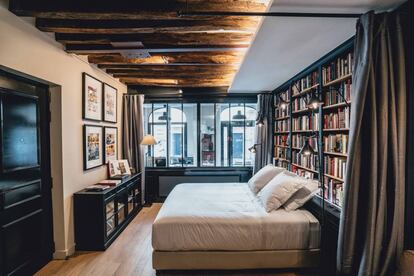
xmin=152 ymin=183 xmax=320 ymax=251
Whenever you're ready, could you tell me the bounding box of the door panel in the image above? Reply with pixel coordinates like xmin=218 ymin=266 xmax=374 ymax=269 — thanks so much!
xmin=0 ymin=71 xmax=53 ymax=276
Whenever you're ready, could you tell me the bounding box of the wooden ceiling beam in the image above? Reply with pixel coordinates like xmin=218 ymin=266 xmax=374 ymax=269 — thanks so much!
xmin=90 ymin=52 xmax=244 ymax=66
xmin=36 ymin=18 xmax=258 ymax=34
xmin=10 ymin=0 xmax=268 ymax=19
xmin=55 ymin=33 xmax=253 ymax=46
xmin=103 ymin=64 xmax=238 ymax=72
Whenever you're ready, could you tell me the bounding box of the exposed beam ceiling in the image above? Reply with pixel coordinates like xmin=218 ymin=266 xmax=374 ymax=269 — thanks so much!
xmin=9 ymin=0 xmax=271 ymax=89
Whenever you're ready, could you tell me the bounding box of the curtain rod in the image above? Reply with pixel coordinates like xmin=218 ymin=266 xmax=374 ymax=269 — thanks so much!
xmin=177 ymin=11 xmax=362 ymax=18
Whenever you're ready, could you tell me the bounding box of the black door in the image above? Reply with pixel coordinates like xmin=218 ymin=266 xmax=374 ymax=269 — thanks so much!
xmin=0 ymin=72 xmax=53 ymax=275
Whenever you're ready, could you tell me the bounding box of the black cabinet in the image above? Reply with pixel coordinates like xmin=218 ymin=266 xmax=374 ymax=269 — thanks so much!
xmin=74 ymin=173 xmax=142 ymax=251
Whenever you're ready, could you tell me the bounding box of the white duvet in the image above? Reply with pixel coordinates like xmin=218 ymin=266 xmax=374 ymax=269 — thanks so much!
xmin=152 ymin=183 xmax=320 ymax=251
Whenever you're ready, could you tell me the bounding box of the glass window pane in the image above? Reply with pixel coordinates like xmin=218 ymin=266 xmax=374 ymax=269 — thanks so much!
xmin=151 ymin=104 xmax=167 ymax=167
xmin=245 ymin=103 xmax=257 ymax=167
xmin=216 ymin=103 xmax=230 ymax=166
xmin=168 ymin=103 xmax=183 ymax=167
xmin=183 ymin=104 xmax=197 ymax=167
xmin=200 ymin=104 xmax=215 ymax=166
xmin=231 ymin=103 xmax=245 ymax=167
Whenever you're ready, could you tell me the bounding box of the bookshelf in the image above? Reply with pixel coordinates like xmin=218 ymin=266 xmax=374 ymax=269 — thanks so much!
xmin=273 ymin=39 xmax=353 ymax=211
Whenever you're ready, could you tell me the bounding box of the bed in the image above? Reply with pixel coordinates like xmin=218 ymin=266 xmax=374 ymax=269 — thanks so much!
xmin=152 ymin=182 xmax=320 ymax=270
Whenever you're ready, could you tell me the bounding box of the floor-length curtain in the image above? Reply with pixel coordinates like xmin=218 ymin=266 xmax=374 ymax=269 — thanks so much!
xmin=122 ymin=94 xmax=146 ymax=204
xmin=254 ymin=93 xmax=273 ymax=173
xmin=337 ymin=11 xmax=406 ymax=276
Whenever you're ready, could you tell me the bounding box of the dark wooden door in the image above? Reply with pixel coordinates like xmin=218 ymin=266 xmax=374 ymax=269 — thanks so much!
xmin=0 ymin=72 xmax=53 ymax=276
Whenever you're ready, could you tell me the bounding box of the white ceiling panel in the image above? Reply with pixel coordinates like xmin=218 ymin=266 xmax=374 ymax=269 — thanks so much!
xmin=229 ymin=0 xmax=406 ymax=93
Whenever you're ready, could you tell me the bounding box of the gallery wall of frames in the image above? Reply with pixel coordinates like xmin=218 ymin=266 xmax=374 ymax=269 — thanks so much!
xmin=82 ymin=73 xmax=119 ymax=170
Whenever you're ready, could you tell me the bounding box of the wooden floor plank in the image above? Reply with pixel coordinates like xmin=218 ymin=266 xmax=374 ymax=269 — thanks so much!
xmin=36 ymin=203 xmax=315 ymax=276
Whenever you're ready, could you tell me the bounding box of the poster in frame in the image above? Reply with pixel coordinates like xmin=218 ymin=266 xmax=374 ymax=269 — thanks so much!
xmin=83 ymin=125 xmax=104 ymax=170
xmin=104 ymin=127 xmax=118 ymax=164
xmin=82 ymin=72 xmax=103 ymax=121
xmin=103 ymin=83 xmax=117 ymax=123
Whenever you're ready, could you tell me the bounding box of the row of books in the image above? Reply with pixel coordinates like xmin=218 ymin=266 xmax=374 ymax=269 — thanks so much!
xmin=323 ymin=134 xmax=348 ymax=154
xmin=275 ymin=147 xmax=288 ymax=160
xmin=322 ymin=177 xmax=344 ymax=207
xmin=292 ymin=94 xmax=312 ymax=112
xmin=292 ymin=71 xmax=319 ymax=95
xmin=276 ymin=89 xmax=290 ymax=102
xmin=324 ymin=156 xmax=347 ymax=179
xmin=292 ymin=114 xmax=319 ymax=131
xmin=275 ymin=120 xmax=290 ymax=132
xmin=323 ymin=107 xmax=350 ymax=129
xmin=274 ymin=135 xmax=289 ymax=147
xmin=274 ymin=158 xmax=289 ymax=169
xmin=292 ymin=151 xmax=319 ymax=171
xmin=322 ymin=52 xmax=353 ymax=84
xmin=275 ymin=105 xmax=290 ymax=118
xmin=292 ymin=134 xmax=318 ymax=150
xmin=324 ymin=80 xmax=352 ymax=106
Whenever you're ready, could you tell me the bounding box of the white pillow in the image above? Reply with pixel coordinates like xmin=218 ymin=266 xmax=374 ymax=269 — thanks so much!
xmin=283 ymin=179 xmax=319 ymax=211
xmin=257 ymin=171 xmax=307 ymax=212
xmin=248 ymin=165 xmax=286 ymax=194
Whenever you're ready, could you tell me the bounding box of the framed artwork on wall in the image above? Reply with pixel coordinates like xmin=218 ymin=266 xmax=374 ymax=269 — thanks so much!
xmin=82 ymin=73 xmax=103 ymax=121
xmin=103 ymin=83 xmax=117 ymax=123
xmin=104 ymin=127 xmax=118 ymax=163
xmin=83 ymin=125 xmax=104 ymax=170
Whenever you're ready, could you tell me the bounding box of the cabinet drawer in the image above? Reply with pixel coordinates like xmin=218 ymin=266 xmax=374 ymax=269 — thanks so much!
xmin=2 ymin=181 xmax=41 ymax=210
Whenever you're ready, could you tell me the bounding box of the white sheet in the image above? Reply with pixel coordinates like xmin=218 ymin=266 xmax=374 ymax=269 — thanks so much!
xmin=152 ymin=183 xmax=320 ymax=251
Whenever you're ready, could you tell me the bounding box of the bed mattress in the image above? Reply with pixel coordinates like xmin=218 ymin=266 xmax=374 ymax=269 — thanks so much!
xmin=152 ymin=183 xmax=320 ymax=251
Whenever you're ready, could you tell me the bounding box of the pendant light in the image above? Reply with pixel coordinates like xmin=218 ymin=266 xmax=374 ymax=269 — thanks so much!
xmin=307 ymin=92 xmax=324 ymax=110
xmin=299 ymin=139 xmax=316 ymax=156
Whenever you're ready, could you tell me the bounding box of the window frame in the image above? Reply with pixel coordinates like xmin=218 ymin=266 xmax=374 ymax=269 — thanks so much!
xmin=144 ymin=98 xmax=257 ymax=168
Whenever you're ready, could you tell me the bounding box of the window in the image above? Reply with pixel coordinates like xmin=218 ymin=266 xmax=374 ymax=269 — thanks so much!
xmin=144 ymin=102 xmax=257 ymax=167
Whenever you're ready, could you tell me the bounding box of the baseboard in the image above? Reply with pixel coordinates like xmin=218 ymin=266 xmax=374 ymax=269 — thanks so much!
xmin=53 ymin=244 xmax=76 ymax=260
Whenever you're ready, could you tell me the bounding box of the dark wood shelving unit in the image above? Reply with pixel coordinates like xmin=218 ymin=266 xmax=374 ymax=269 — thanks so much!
xmin=73 ymin=173 xmax=142 ymax=251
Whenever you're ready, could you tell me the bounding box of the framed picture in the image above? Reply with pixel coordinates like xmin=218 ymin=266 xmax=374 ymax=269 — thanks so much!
xmin=83 ymin=125 xmax=104 ymax=170
xmin=82 ymin=73 xmax=103 ymax=121
xmin=103 ymin=83 xmax=117 ymax=123
xmin=104 ymin=127 xmax=118 ymax=163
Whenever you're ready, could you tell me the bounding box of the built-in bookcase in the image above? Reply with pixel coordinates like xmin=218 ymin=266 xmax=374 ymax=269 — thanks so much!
xmin=273 ymin=39 xmax=353 ymax=211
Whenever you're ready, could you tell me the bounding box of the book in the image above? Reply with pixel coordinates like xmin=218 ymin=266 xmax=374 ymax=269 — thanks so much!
xmin=85 ymin=185 xmax=111 ymax=191
xmin=97 ymin=179 xmax=122 ymax=187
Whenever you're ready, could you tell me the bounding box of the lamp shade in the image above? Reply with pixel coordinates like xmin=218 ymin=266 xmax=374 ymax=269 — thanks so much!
xmin=299 ymin=140 xmax=316 ymax=156
xmin=140 ymin=135 xmax=157 ymax=145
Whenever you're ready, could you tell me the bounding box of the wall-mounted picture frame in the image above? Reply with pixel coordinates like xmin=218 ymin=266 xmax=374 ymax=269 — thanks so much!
xmin=103 ymin=83 xmax=117 ymax=123
xmin=104 ymin=127 xmax=118 ymax=164
xmin=82 ymin=73 xmax=103 ymax=121
xmin=83 ymin=124 xmax=104 ymax=170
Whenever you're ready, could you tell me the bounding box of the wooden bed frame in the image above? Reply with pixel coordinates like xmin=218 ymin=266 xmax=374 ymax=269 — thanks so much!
xmin=153 ymin=249 xmax=320 ymax=270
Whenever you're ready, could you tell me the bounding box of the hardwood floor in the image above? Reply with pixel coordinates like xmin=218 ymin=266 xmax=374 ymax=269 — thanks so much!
xmin=36 ymin=204 xmax=316 ymax=276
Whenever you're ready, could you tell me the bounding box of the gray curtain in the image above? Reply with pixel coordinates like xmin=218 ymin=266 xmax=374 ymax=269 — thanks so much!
xmin=254 ymin=93 xmax=273 ymax=173
xmin=337 ymin=11 xmax=406 ymax=276
xmin=122 ymin=94 xmax=146 ymax=204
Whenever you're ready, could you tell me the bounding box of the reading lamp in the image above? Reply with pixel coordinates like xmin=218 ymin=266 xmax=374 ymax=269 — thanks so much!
xmin=141 ymin=135 xmax=157 ymax=167
xmin=140 ymin=135 xmax=157 ymax=146
xmin=248 ymin=143 xmax=262 ymax=153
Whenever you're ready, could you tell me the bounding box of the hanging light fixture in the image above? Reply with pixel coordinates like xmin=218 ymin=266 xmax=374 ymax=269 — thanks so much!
xmin=232 ymin=110 xmax=246 ymax=120
xmin=158 ymin=105 xmax=171 ymax=121
xmin=307 ymin=92 xmax=324 ymax=110
xmin=248 ymin=143 xmax=261 ymax=153
xmin=299 ymin=139 xmax=316 ymax=156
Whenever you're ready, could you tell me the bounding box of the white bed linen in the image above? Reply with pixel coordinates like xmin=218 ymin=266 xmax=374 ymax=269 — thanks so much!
xmin=152 ymin=183 xmax=320 ymax=251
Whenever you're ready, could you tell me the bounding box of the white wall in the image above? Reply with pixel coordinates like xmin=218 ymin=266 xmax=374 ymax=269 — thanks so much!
xmin=0 ymin=3 xmax=128 ymax=258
